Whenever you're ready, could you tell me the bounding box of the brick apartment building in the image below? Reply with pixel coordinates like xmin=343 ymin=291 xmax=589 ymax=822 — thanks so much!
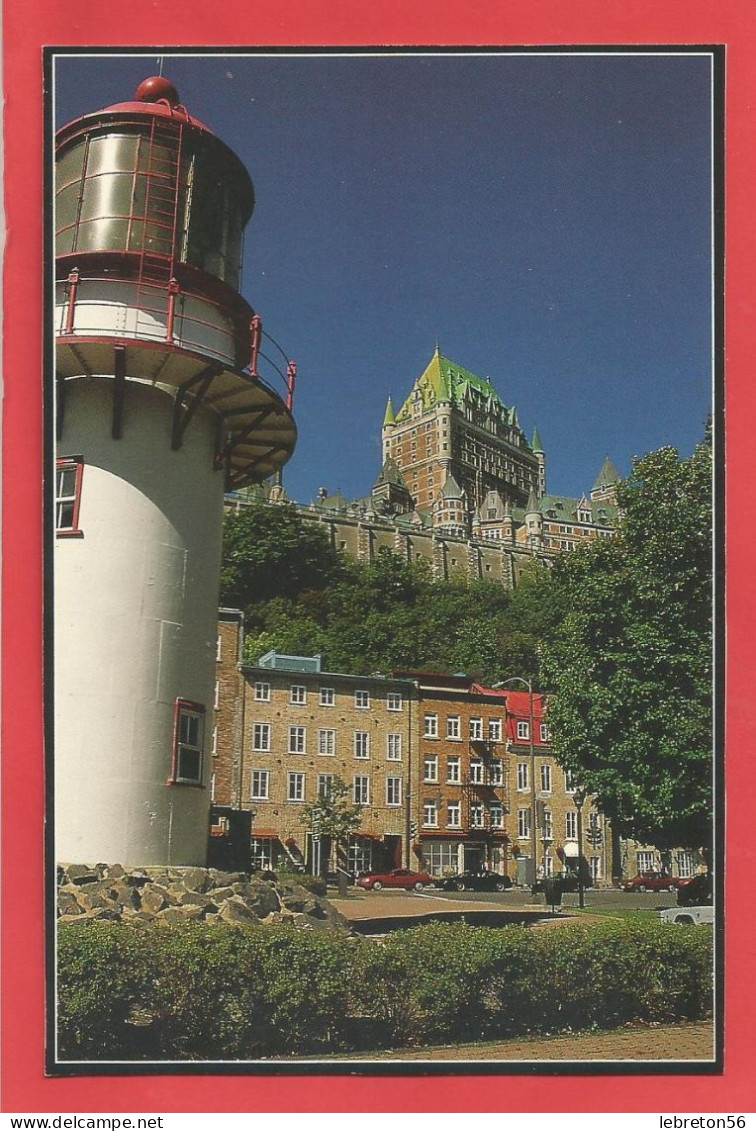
xmin=212 ymin=610 xmax=417 ymax=876
xmin=212 ymin=612 xmax=657 ymax=888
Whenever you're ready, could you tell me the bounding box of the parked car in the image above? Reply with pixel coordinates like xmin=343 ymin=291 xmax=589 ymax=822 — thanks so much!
xmin=436 ymin=871 xmax=513 ymax=893
xmin=661 ymin=904 xmax=714 ymax=926
xmin=356 ymin=868 xmax=434 ymax=891
xmin=620 ymin=871 xmax=680 ymax=893
xmin=676 ymin=873 xmax=713 ymax=907
xmin=531 ymin=871 xmax=589 ymax=894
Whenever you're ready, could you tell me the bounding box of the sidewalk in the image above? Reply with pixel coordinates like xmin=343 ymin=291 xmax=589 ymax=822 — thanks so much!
xmin=350 ymin=1021 xmax=716 ymax=1062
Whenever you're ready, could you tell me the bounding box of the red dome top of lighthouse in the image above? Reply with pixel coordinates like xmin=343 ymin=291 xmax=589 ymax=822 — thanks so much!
xmin=135 ymin=75 xmax=181 ymax=105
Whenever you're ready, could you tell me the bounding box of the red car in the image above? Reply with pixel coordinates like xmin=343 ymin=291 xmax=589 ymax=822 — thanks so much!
xmin=620 ymin=871 xmax=680 ymax=893
xmin=356 ymin=868 xmax=434 ymax=892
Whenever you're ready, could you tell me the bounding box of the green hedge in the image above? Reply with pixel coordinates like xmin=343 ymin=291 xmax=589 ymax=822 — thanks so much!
xmin=57 ymin=919 xmax=712 ymax=1060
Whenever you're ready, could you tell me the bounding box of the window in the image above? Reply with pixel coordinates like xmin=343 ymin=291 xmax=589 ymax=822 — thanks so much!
xmin=488 ymin=718 xmax=502 ymax=743
xmin=447 ymin=757 xmax=461 ymax=784
xmin=424 ymin=713 xmax=439 ymax=738
xmin=470 ymin=802 xmax=484 ymax=828
xmin=251 ymin=770 xmax=269 ymax=800
xmin=319 ymin=687 xmax=336 ymax=707
xmin=540 ymin=723 xmax=550 ymax=743
xmin=317 ymin=773 xmax=335 ymax=799
xmin=447 ymin=801 xmax=461 ymax=828
xmin=564 ymin=769 xmax=577 ymax=793
xmin=354 ymin=775 xmax=370 ymax=805
xmin=317 ymin=729 xmax=336 ymax=757
xmin=490 ymin=802 xmax=504 ymax=829
xmin=355 ymin=690 xmax=371 ymax=709
xmin=254 ymin=681 xmax=270 ymax=702
xmin=386 ymin=777 xmax=403 ymax=807
xmin=210 ymin=773 xmax=216 ymax=802
xmin=517 ymin=808 xmax=531 ymax=839
xmin=252 ymin=723 xmax=271 ymax=753
xmin=386 ymin=733 xmax=402 ymax=761
xmin=423 ymin=799 xmax=439 ymax=827
xmin=250 ymin=837 xmax=275 ymax=871
xmin=517 ymin=721 xmax=530 ymax=740
xmin=637 ymin=851 xmax=655 ymax=873
xmin=590 ymin=856 xmax=602 ymax=881
xmin=290 ymin=684 xmax=306 ymax=705
xmin=676 ymin=852 xmax=696 ymax=879
xmin=387 ymin=692 xmax=403 ymax=712
xmin=214 ymin=681 xmax=220 ymax=710
xmin=566 ymin=811 xmax=577 ymax=839
xmin=212 ymin=726 xmax=218 ymax=757
xmin=354 ymin=731 xmax=370 ymax=759
xmin=470 ymin=760 xmax=484 ymax=784
xmin=540 ymin=764 xmax=552 ymax=793
xmin=423 ymin=756 xmax=439 ymax=783
xmin=542 ymin=808 xmax=553 ymax=840
xmin=55 ymin=457 xmax=84 ymax=535
xmin=348 ymin=838 xmax=373 ymax=876
xmin=469 ymin=717 xmax=483 ymax=741
xmin=425 ymin=841 xmax=458 ymax=877
xmin=287 ymin=772 xmax=305 ymax=802
xmin=170 ymin=700 xmax=205 ymax=785
xmin=490 ymin=760 xmax=504 ymax=785
xmin=288 ymin=726 xmax=306 ymax=754
xmin=447 ymin=716 xmax=461 ymax=740
xmin=543 ymin=853 xmax=554 ymax=877
xmin=216 ymin=635 xmax=223 ymax=662
xmin=517 ymin=762 xmax=529 ymax=791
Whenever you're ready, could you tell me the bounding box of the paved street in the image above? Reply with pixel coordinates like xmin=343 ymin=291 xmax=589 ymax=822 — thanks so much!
xmin=334 ymin=886 xmax=679 ymax=915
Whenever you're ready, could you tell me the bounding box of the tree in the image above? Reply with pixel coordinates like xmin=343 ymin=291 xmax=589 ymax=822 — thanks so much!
xmin=539 ymin=442 xmax=713 ymax=851
xmin=302 ymin=777 xmax=364 ymax=873
xmin=220 ymin=503 xmax=345 ymax=616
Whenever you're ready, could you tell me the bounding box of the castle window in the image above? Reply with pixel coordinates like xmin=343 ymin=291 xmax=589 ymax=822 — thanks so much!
xmin=355 ymin=689 xmax=371 ymax=709
xmin=254 ymin=681 xmax=270 ymax=702
xmin=290 ymin=684 xmax=307 ymax=705
xmin=56 ymin=456 xmax=84 ymax=536
xmin=170 ymin=700 xmax=205 ymax=786
xmin=319 ymin=687 xmax=336 ymax=707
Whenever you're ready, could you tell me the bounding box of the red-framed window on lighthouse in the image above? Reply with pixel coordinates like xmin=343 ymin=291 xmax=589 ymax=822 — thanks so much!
xmin=170 ymin=699 xmax=206 ymax=786
xmin=55 ymin=456 xmax=84 ymax=536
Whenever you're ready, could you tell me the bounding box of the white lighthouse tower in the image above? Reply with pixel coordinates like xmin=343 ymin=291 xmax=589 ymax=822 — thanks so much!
xmin=54 ymin=76 xmax=297 ymax=867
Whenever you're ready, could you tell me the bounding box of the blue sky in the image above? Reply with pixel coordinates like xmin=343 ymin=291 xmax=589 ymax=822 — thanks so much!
xmin=54 ymin=51 xmax=714 ymax=504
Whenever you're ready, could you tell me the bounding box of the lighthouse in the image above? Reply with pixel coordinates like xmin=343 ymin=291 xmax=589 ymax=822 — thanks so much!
xmin=54 ymin=76 xmax=297 ymax=867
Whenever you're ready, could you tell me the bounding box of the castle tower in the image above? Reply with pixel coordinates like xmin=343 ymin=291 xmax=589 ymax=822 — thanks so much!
xmin=524 ymin=488 xmax=543 ymax=550
xmin=590 ymin=454 xmax=621 ymax=504
xmin=531 ymin=426 xmax=546 ymax=497
xmin=382 ymin=349 xmax=541 ymax=517
xmin=54 ymin=77 xmax=297 ymax=867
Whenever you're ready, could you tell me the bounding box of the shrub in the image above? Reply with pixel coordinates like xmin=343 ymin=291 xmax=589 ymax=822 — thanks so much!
xmin=57 ymin=918 xmax=713 ymax=1059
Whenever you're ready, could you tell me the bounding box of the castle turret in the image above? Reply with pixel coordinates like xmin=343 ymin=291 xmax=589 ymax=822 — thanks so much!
xmin=591 ymin=454 xmax=621 ymax=504
xmin=54 ymin=77 xmax=297 ymax=867
xmin=524 ymin=488 xmax=543 ymax=550
xmin=531 ymin=425 xmax=546 ymax=497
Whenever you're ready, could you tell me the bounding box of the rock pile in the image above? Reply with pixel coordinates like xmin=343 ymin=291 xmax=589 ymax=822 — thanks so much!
xmin=57 ymin=864 xmax=350 ymax=933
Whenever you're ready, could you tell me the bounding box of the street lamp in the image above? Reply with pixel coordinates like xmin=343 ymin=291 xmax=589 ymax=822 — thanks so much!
xmin=492 ymin=677 xmax=538 ymax=888
xmin=573 ymin=789 xmax=586 ymax=909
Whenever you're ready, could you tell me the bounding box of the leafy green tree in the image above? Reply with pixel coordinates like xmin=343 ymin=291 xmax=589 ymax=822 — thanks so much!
xmin=220 ymin=503 xmax=345 ymax=615
xmin=539 ymin=443 xmax=713 ymax=851
xmin=302 ymin=776 xmax=364 ymax=871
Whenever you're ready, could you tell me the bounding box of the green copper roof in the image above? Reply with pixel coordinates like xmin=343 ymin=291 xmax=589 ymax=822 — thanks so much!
xmin=395 ymin=350 xmax=515 ymax=423
xmin=592 ymin=455 xmax=621 ymax=491
xmin=383 ymin=395 xmax=396 ymax=427
xmin=531 ymin=426 xmax=544 ymax=454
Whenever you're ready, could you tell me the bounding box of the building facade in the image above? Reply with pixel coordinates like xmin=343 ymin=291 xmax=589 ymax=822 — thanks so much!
xmin=212 ymin=611 xmax=417 ymax=875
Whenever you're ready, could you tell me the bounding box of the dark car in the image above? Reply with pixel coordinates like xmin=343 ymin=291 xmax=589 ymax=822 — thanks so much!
xmin=356 ymin=868 xmax=434 ymax=891
xmin=676 ymin=873 xmax=713 ymax=906
xmin=531 ymin=871 xmax=589 ymax=894
xmin=437 ymin=871 xmax=513 ymax=893
xmin=620 ymin=871 xmax=680 ymax=893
